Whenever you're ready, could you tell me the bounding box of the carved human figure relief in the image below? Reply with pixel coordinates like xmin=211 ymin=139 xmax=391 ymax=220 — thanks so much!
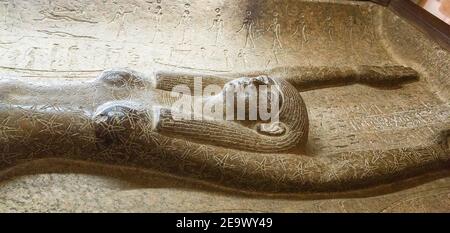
xmin=49 ymin=43 xmax=60 ymax=69
xmin=175 ymin=3 xmax=193 ymax=45
xmin=325 ymin=15 xmax=333 ymax=42
xmin=237 ymin=10 xmax=256 ymax=49
xmin=236 ymin=49 xmax=248 ymax=69
xmin=151 ymin=1 xmax=164 ymax=43
xmin=0 ymin=0 xmax=22 ymax=29
xmin=267 ymin=12 xmax=283 ymax=50
xmin=0 ymin=0 xmax=9 ymax=28
xmin=67 ymin=45 xmax=79 ymax=67
xmin=291 ymin=14 xmax=308 ymax=48
xmin=208 ymin=7 xmax=225 ymax=46
xmin=109 ymin=5 xmax=137 ymax=38
xmin=24 ymin=47 xmax=37 ymax=68
xmin=223 ymin=49 xmax=231 ymax=69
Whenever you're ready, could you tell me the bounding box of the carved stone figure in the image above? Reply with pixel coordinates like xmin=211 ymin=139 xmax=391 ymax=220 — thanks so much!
xmin=0 ymin=65 xmax=432 ymax=193
xmin=0 ymin=0 xmax=449 ymax=212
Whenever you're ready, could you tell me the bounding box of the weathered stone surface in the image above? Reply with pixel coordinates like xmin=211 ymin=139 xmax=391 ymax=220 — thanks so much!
xmin=0 ymin=0 xmax=448 ymax=212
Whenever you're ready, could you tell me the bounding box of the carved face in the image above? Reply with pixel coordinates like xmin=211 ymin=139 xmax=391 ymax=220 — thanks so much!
xmin=221 ymin=76 xmax=282 ymax=121
xmin=224 ymin=75 xmax=275 ymax=88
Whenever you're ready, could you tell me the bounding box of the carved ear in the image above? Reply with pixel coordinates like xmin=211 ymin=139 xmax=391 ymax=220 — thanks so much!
xmin=256 ymin=122 xmax=286 ymax=136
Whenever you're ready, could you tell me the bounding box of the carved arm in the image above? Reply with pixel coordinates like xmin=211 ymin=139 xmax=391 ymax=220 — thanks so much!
xmin=154 ymin=71 xmax=234 ymax=92
xmin=266 ymin=65 xmax=419 ymax=91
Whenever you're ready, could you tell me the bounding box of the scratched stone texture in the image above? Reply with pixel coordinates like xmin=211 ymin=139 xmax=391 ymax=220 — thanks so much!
xmin=0 ymin=0 xmax=449 ymax=212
